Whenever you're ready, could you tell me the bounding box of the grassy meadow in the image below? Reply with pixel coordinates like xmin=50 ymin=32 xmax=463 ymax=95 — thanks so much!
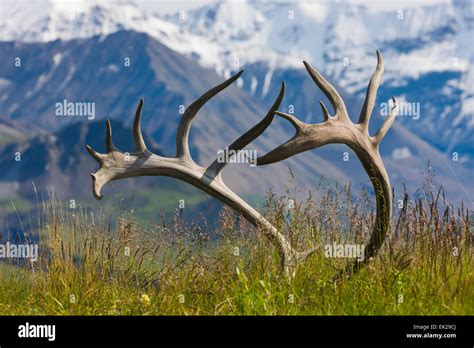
xmin=0 ymin=181 xmax=472 ymax=315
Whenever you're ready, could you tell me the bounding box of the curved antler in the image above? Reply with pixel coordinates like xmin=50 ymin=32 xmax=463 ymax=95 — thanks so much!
xmin=86 ymin=72 xmax=316 ymax=277
xmin=257 ymin=50 xmax=398 ymax=276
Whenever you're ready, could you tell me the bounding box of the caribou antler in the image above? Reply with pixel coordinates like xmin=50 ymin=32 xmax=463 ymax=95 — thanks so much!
xmin=257 ymin=50 xmax=398 ymax=275
xmin=86 ymin=72 xmax=316 ymax=277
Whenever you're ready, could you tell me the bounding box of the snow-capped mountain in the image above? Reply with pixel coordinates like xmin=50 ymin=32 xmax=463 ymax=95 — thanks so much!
xmin=0 ymin=0 xmax=227 ymax=71
xmin=162 ymin=0 xmax=473 ymax=156
xmin=1 ymin=0 xmax=471 ymax=158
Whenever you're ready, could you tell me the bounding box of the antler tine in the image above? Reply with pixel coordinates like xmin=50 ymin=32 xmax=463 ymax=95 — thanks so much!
xmin=319 ymin=100 xmax=330 ymax=121
xmin=85 ymin=145 xmax=103 ymax=164
xmin=207 ymin=82 xmax=285 ymax=176
xmin=274 ymin=111 xmax=306 ymax=132
xmin=176 ymin=70 xmax=244 ymax=162
xmin=303 ymin=61 xmax=348 ymax=120
xmin=257 ymin=132 xmax=306 ymax=166
xmin=373 ymin=97 xmax=398 ymax=146
xmin=133 ymin=98 xmax=148 ymax=153
xmin=105 ymin=119 xmax=118 ymax=153
xmin=257 ymin=110 xmax=313 ymax=166
xmin=85 ymin=118 xmax=117 ymax=164
xmin=358 ymin=50 xmax=384 ymax=130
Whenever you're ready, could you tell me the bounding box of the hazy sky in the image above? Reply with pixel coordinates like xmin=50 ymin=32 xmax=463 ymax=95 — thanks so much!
xmin=0 ymin=0 xmax=452 ymax=17
xmin=139 ymin=0 xmax=213 ymax=14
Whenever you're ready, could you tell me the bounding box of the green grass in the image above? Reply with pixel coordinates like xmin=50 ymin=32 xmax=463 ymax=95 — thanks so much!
xmin=0 ymin=185 xmax=472 ymax=315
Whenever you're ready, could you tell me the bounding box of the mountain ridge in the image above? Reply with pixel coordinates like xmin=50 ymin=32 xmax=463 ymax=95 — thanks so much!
xmin=2 ymin=0 xmax=471 ymax=159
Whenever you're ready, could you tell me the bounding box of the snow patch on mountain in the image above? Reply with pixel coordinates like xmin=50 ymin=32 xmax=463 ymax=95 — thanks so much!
xmin=1 ymin=0 xmax=472 ymax=153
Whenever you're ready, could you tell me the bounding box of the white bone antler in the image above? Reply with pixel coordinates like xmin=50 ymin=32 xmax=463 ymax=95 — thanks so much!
xmin=257 ymin=50 xmax=398 ymax=274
